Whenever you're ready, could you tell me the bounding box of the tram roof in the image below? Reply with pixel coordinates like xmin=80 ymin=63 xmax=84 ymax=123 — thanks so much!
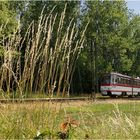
xmin=110 ymin=72 xmax=131 ymax=78
xmin=110 ymin=72 xmax=140 ymax=80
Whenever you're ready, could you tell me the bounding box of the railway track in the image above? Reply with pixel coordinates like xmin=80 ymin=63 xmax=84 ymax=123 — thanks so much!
xmin=0 ymin=97 xmax=90 ymax=103
xmin=1 ymin=96 xmax=140 ymax=103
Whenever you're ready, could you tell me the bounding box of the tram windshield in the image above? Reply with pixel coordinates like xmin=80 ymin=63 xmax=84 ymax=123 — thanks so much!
xmin=101 ymin=75 xmax=110 ymax=84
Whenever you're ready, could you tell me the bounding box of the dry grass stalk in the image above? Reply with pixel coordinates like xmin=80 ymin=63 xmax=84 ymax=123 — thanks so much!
xmin=0 ymin=5 xmax=88 ymax=98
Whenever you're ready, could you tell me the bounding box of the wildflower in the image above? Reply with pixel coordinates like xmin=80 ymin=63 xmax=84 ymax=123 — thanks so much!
xmin=58 ymin=117 xmax=79 ymax=139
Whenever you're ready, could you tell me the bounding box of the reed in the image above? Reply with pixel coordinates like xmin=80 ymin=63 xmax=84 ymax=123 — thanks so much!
xmin=0 ymin=5 xmax=88 ymax=98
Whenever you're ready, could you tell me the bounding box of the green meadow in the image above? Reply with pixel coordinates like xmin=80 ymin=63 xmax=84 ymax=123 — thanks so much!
xmin=0 ymin=101 xmax=140 ymax=139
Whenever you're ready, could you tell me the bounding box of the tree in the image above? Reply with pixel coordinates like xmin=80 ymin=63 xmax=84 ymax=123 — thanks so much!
xmin=0 ymin=1 xmax=19 ymax=39
xmin=79 ymin=0 xmax=133 ymax=92
xmin=21 ymin=1 xmax=80 ymax=33
xmin=128 ymin=15 xmax=140 ymax=76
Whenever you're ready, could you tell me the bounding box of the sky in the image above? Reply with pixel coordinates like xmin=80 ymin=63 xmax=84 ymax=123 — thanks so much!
xmin=126 ymin=1 xmax=140 ymax=14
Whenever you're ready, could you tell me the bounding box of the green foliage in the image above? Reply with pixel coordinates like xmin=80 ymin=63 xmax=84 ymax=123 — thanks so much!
xmin=77 ymin=0 xmax=140 ymax=92
xmin=21 ymin=1 xmax=80 ymax=33
xmin=82 ymin=0 xmax=131 ymax=73
xmin=1 ymin=0 xmax=140 ymax=93
xmin=0 ymin=1 xmax=18 ymax=38
xmin=0 ymin=1 xmax=23 ymax=57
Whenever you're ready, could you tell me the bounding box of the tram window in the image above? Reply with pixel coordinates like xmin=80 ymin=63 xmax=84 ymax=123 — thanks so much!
xmin=121 ymin=78 xmax=123 ymax=84
xmin=125 ymin=79 xmax=127 ymax=84
xmin=111 ymin=75 xmax=116 ymax=84
xmin=121 ymin=78 xmax=130 ymax=84
xmin=124 ymin=79 xmax=127 ymax=84
xmin=137 ymin=81 xmax=140 ymax=86
xmin=104 ymin=79 xmax=110 ymax=84
xmin=119 ymin=78 xmax=122 ymax=84
xmin=115 ymin=78 xmax=118 ymax=83
xmin=135 ymin=80 xmax=139 ymax=86
xmin=134 ymin=81 xmax=136 ymax=86
xmin=120 ymin=78 xmax=123 ymax=84
xmin=130 ymin=79 xmax=133 ymax=85
xmin=134 ymin=80 xmax=137 ymax=86
xmin=124 ymin=79 xmax=126 ymax=84
xmin=133 ymin=81 xmax=135 ymax=86
xmin=122 ymin=79 xmax=125 ymax=84
xmin=111 ymin=77 xmax=114 ymax=84
xmin=102 ymin=75 xmax=110 ymax=84
xmin=115 ymin=77 xmax=123 ymax=84
xmin=127 ymin=79 xmax=131 ymax=85
xmin=132 ymin=79 xmax=140 ymax=86
xmin=115 ymin=77 xmax=120 ymax=84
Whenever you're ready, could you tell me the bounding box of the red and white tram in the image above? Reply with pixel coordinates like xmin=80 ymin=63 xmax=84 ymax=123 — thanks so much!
xmin=100 ymin=72 xmax=140 ymax=97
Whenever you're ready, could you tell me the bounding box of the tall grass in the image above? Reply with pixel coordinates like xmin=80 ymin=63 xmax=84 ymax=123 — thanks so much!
xmin=0 ymin=101 xmax=139 ymax=139
xmin=0 ymin=5 xmax=88 ymax=98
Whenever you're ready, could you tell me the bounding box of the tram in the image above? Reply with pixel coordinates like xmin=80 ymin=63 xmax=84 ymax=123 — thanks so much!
xmin=100 ymin=72 xmax=140 ymax=97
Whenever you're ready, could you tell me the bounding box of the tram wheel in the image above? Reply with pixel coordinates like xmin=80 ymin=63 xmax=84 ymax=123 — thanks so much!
xmin=110 ymin=95 xmax=117 ymax=98
xmin=128 ymin=95 xmax=133 ymax=98
xmin=107 ymin=92 xmax=117 ymax=98
xmin=121 ymin=92 xmax=126 ymax=97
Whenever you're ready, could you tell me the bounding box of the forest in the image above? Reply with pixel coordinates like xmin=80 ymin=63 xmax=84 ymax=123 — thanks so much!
xmin=0 ymin=0 xmax=140 ymax=97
